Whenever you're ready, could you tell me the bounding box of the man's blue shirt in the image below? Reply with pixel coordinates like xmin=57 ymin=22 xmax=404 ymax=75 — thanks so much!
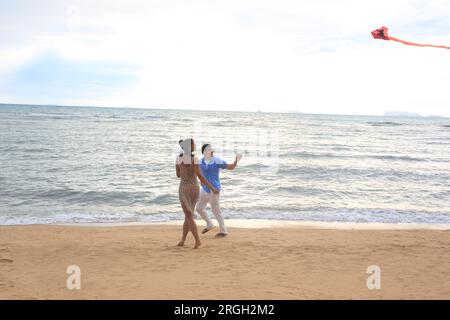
xmin=200 ymin=156 xmax=227 ymax=193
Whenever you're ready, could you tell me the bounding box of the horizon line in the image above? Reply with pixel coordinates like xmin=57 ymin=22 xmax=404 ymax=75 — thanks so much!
xmin=0 ymin=102 xmax=447 ymax=119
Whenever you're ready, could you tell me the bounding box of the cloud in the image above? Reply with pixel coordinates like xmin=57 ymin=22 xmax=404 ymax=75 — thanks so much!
xmin=1 ymin=50 xmax=139 ymax=105
xmin=1 ymin=0 xmax=450 ymax=116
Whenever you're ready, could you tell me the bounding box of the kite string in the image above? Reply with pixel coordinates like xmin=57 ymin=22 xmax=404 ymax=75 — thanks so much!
xmin=388 ymin=36 xmax=450 ymax=50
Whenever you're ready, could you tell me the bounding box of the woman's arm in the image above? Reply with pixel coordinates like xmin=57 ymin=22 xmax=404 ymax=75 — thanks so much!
xmin=175 ymin=156 xmax=181 ymax=178
xmin=194 ymin=164 xmax=219 ymax=194
xmin=176 ymin=164 xmax=180 ymax=178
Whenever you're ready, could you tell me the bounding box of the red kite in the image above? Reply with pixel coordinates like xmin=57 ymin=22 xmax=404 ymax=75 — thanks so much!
xmin=371 ymin=26 xmax=450 ymax=50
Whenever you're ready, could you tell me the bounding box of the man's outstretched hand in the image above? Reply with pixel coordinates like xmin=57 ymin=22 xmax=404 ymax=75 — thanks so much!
xmin=226 ymin=154 xmax=242 ymax=170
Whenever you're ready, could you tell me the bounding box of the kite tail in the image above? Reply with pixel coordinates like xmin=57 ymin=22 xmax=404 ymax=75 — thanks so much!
xmin=388 ymin=36 xmax=450 ymax=50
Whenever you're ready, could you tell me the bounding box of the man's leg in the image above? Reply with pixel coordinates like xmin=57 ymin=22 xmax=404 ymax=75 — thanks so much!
xmin=195 ymin=190 xmax=214 ymax=229
xmin=210 ymin=193 xmax=228 ymax=235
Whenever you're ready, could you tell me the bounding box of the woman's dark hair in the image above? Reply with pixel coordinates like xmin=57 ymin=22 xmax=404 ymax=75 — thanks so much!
xmin=201 ymin=144 xmax=211 ymax=154
xmin=179 ymin=139 xmax=184 ymax=157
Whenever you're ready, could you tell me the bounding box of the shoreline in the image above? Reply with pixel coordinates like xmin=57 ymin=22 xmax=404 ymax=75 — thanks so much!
xmin=6 ymin=218 xmax=450 ymax=230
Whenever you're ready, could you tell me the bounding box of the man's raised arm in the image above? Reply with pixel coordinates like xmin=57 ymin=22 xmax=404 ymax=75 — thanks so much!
xmin=226 ymin=154 xmax=242 ymax=170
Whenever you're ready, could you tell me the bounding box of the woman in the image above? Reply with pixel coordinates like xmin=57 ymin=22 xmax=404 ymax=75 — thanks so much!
xmin=176 ymin=138 xmax=218 ymax=249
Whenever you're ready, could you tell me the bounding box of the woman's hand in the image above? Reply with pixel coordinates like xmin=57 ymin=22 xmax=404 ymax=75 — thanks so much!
xmin=211 ymin=187 xmax=220 ymax=194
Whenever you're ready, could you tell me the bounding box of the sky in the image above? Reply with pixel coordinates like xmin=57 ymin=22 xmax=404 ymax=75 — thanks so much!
xmin=1 ymin=0 xmax=450 ymax=116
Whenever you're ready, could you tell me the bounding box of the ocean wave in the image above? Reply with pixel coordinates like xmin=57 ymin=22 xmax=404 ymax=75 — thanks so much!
xmin=221 ymin=207 xmax=450 ymax=224
xmin=26 ymin=113 xmax=89 ymax=121
xmin=280 ymin=151 xmax=426 ymax=162
xmin=426 ymin=141 xmax=450 ymax=145
xmin=89 ymin=113 xmax=165 ymax=122
xmin=152 ymin=193 xmax=178 ymax=204
xmin=276 ymin=166 xmax=450 ymax=183
xmin=35 ymin=188 xmax=151 ymax=205
xmin=20 ymin=147 xmax=53 ymax=153
xmin=280 ymin=151 xmax=336 ymax=159
xmin=204 ymin=120 xmax=259 ymax=127
xmin=1 ymin=207 xmax=449 ymax=225
xmin=0 ymin=146 xmax=16 ymax=152
xmin=367 ymin=121 xmax=404 ymax=126
xmin=0 ymin=211 xmax=177 ymax=225
xmin=272 ymin=185 xmax=347 ymax=197
xmin=370 ymin=155 xmax=425 ymax=161
xmin=239 ymin=163 xmax=272 ymax=170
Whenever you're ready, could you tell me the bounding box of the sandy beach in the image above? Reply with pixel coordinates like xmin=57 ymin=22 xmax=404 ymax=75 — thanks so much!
xmin=1 ymin=222 xmax=449 ymax=300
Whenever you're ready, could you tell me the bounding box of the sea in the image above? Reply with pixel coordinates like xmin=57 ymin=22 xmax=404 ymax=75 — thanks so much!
xmin=0 ymin=104 xmax=449 ymax=225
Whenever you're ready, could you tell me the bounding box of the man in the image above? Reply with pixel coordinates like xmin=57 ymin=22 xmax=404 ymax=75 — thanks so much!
xmin=195 ymin=144 xmax=241 ymax=237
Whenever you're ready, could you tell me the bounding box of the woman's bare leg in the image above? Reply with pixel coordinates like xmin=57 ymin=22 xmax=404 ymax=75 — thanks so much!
xmin=178 ymin=218 xmax=189 ymax=246
xmin=187 ymin=213 xmax=201 ymax=248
